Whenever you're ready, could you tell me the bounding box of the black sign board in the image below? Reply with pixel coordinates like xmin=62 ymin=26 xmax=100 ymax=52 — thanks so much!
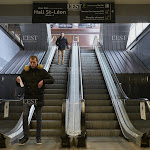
xmin=80 ymin=3 xmax=115 ymax=23
xmin=32 ymin=3 xmax=68 ymax=23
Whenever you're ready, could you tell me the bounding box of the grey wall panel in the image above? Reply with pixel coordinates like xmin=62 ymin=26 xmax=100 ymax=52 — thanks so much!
xmin=130 ymin=30 xmax=150 ymax=70
xmin=0 ymin=28 xmax=20 ymax=71
xmin=103 ymin=23 xmax=130 ymax=50
xmin=20 ymin=24 xmax=48 ymax=51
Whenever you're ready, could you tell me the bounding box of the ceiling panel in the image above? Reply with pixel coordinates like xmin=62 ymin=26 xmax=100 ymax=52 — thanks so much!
xmin=0 ymin=0 xmax=150 ymax=4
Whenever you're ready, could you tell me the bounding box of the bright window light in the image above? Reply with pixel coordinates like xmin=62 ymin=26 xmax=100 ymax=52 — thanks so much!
xmin=126 ymin=23 xmax=149 ymax=48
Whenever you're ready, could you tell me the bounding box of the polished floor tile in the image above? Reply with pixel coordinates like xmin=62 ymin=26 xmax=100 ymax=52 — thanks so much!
xmin=1 ymin=137 xmax=150 ymax=150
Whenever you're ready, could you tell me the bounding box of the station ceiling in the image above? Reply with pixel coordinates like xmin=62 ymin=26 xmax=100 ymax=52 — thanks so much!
xmin=0 ymin=0 xmax=150 ymax=4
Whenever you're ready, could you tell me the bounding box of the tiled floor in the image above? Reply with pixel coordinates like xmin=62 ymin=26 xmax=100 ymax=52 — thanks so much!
xmin=2 ymin=137 xmax=150 ymax=150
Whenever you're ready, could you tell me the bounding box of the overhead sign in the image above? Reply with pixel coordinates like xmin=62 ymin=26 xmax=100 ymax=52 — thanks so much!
xmin=32 ymin=3 xmax=115 ymax=23
xmin=80 ymin=3 xmax=115 ymax=23
xmin=32 ymin=3 xmax=68 ymax=23
xmin=59 ymin=24 xmax=72 ymax=28
xmin=78 ymin=24 xmax=92 ymax=28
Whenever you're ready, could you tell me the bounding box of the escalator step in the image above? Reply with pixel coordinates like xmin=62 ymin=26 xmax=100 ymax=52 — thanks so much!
xmin=42 ymin=113 xmax=62 ymax=120
xmin=30 ymin=120 xmax=61 ymax=129
xmin=84 ymin=89 xmax=108 ymax=94
xmin=44 ymin=89 xmax=66 ymax=94
xmin=86 ymin=121 xmax=119 ymax=129
xmin=86 ymin=113 xmax=117 ymax=120
xmin=45 ymin=84 xmax=67 ymax=89
xmin=83 ymin=80 xmax=105 ymax=85
xmin=44 ymin=94 xmax=66 ymax=99
xmin=84 ymin=94 xmax=110 ymax=100
xmin=29 ymin=129 xmax=61 ymax=137
xmin=86 ymin=106 xmax=114 ymax=113
xmin=42 ymin=106 xmax=62 ymax=113
xmin=85 ymin=100 xmax=111 ymax=106
xmin=86 ymin=129 xmax=122 ymax=137
xmin=44 ymin=100 xmax=62 ymax=106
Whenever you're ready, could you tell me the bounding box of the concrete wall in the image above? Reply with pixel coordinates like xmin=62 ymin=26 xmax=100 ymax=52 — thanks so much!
xmin=20 ymin=24 xmax=48 ymax=51
xmin=129 ymin=27 xmax=150 ymax=70
xmin=102 ymin=23 xmax=130 ymax=50
xmin=0 ymin=28 xmax=20 ymax=70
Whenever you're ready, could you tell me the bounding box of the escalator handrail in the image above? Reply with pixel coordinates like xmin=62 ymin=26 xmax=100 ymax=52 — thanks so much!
xmin=93 ymin=36 xmax=128 ymax=99
xmin=94 ymin=44 xmax=144 ymax=146
xmin=65 ymin=36 xmax=81 ymax=137
xmin=101 ymin=48 xmax=129 ymax=99
xmin=78 ymin=43 xmax=86 ymax=138
xmin=2 ymin=41 xmax=56 ymax=147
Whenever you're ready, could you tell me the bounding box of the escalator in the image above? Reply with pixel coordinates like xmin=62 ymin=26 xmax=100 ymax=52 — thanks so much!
xmin=29 ymin=49 xmax=70 ymax=138
xmin=125 ymin=100 xmax=150 ymax=134
xmin=81 ymin=49 xmax=121 ymax=137
xmin=0 ymin=100 xmax=23 ymax=134
xmin=0 ymin=46 xmax=57 ymax=147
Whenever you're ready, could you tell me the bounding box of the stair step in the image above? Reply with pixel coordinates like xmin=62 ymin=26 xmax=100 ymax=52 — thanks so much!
xmin=83 ymin=80 xmax=105 ymax=85
xmin=86 ymin=106 xmax=114 ymax=113
xmin=52 ymin=76 xmax=67 ymax=80
xmin=52 ymin=80 xmax=67 ymax=84
xmin=86 ymin=121 xmax=119 ymax=129
xmin=29 ymin=129 xmax=61 ymax=137
xmin=82 ymin=70 xmax=101 ymax=74
xmin=82 ymin=67 xmax=100 ymax=70
xmin=82 ymin=72 xmax=102 ymax=76
xmin=42 ymin=113 xmax=61 ymax=120
xmin=45 ymin=84 xmax=66 ymax=89
xmin=84 ymin=89 xmax=108 ymax=94
xmin=51 ymin=64 xmax=68 ymax=68
xmin=85 ymin=100 xmax=111 ymax=106
xmin=49 ymin=73 xmax=67 ymax=76
xmin=44 ymin=94 xmax=65 ymax=99
xmin=42 ymin=106 xmax=61 ymax=113
xmin=86 ymin=129 xmax=122 ymax=137
xmin=49 ymin=69 xmax=67 ymax=73
xmin=30 ymin=120 xmax=61 ymax=129
xmin=83 ymin=85 xmax=106 ymax=89
xmin=44 ymin=100 xmax=62 ymax=106
xmin=44 ymin=89 xmax=66 ymax=94
xmin=86 ymin=113 xmax=117 ymax=120
xmin=84 ymin=94 xmax=110 ymax=100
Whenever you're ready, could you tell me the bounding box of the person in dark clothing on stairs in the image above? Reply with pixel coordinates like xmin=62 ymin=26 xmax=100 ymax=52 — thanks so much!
xmin=16 ymin=55 xmax=55 ymax=145
xmin=56 ymin=32 xmax=68 ymax=65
